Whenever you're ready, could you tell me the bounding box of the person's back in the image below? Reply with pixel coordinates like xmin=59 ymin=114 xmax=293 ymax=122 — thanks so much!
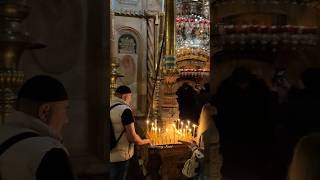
xmin=0 ymin=75 xmax=75 ymax=180
xmin=109 ymin=85 xmax=150 ymax=180
xmin=196 ymin=102 xmax=222 ymax=180
xmin=284 ymin=68 xmax=320 ymax=162
xmin=176 ymin=83 xmax=198 ymax=123
xmin=288 ymin=134 xmax=320 ymax=180
xmin=216 ymin=70 xmax=272 ymax=157
xmin=214 ymin=68 xmax=273 ymax=180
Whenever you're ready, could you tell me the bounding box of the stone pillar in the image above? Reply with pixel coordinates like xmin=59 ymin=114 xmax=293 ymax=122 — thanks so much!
xmin=146 ymin=14 xmax=156 ymax=118
xmin=146 ymin=11 xmax=165 ymax=121
xmin=160 ymin=0 xmax=179 ymax=126
xmin=109 ymin=7 xmax=123 ymax=95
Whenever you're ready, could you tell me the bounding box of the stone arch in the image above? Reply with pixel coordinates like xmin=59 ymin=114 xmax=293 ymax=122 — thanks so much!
xmin=116 ymin=26 xmax=146 ymax=115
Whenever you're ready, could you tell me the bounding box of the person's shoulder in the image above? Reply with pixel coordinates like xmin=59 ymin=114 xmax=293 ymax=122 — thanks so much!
xmin=0 ymin=135 xmax=68 ymax=174
xmin=202 ymin=103 xmax=217 ymax=115
xmin=110 ymin=98 xmax=130 ymax=109
xmin=0 ymin=126 xmax=38 ymax=145
xmin=36 ymin=148 xmax=76 ymax=180
xmin=40 ymin=148 xmax=70 ymax=162
xmin=203 ymin=103 xmax=212 ymax=109
xmin=21 ymin=136 xmax=67 ymax=155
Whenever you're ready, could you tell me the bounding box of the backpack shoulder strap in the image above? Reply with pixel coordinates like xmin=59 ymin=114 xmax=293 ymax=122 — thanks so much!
xmin=110 ymin=103 xmax=123 ymax=110
xmin=0 ymin=131 xmax=39 ymax=157
xmin=110 ymin=103 xmax=126 ymax=145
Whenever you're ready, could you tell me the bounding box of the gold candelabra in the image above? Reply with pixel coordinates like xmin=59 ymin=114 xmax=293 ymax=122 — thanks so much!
xmin=110 ymin=62 xmax=123 ymax=95
xmin=0 ymin=1 xmax=45 ymax=122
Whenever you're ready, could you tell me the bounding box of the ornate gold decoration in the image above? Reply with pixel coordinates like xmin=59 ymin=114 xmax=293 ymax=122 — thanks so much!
xmin=176 ymin=48 xmax=209 ymax=62
xmin=163 ymin=69 xmax=179 ymax=86
xmin=165 ymin=0 xmax=176 ymax=57
xmin=175 ymin=0 xmax=210 ymax=79
xmin=110 ymin=62 xmax=123 ymax=95
xmin=158 ymin=0 xmax=179 ymax=125
xmin=0 ymin=1 xmax=45 ymax=122
xmin=176 ymin=55 xmax=208 ymax=62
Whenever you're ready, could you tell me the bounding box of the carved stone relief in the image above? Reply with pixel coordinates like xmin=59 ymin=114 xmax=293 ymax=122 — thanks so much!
xmin=116 ymin=27 xmax=146 ymax=115
xmin=118 ymin=34 xmax=137 ymax=54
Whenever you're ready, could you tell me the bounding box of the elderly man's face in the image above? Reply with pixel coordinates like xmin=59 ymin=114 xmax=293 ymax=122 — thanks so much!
xmin=47 ymin=100 xmax=69 ymax=134
xmin=122 ymin=93 xmax=132 ymax=105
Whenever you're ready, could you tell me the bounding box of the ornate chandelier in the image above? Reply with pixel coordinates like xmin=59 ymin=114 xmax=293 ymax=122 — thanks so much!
xmin=176 ymin=0 xmax=210 ymax=77
xmin=214 ymin=24 xmax=319 ymax=51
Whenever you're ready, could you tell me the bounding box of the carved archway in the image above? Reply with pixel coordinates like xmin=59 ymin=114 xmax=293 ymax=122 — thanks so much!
xmin=116 ymin=26 xmax=146 ymax=116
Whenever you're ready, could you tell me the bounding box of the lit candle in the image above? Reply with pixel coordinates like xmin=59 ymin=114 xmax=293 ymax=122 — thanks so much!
xmin=172 ymin=124 xmax=176 ymax=143
xmin=187 ymin=120 xmax=190 ymax=127
xmin=150 ymin=127 xmax=153 ymax=142
xmin=151 ymin=123 xmax=154 ymax=136
xmin=166 ymin=128 xmax=169 ymax=144
xmin=192 ymin=124 xmax=196 ymax=137
xmin=177 ymin=119 xmax=180 ymax=130
xmin=158 ymin=128 xmax=161 ymax=145
xmin=146 ymin=120 xmax=149 ymax=133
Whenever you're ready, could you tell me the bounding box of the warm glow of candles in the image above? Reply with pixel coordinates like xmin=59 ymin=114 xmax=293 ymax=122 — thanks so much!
xmin=177 ymin=119 xmax=180 ymax=130
xmin=146 ymin=120 xmax=150 ymax=133
xmin=146 ymin=120 xmax=196 ymax=145
xmin=192 ymin=124 xmax=196 ymax=137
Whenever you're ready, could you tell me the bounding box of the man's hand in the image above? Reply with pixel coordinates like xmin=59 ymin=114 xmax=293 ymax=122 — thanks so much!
xmin=141 ymin=138 xmax=151 ymax=145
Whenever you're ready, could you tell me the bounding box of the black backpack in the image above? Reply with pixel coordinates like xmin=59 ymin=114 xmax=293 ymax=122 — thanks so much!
xmin=110 ymin=103 xmax=125 ymax=150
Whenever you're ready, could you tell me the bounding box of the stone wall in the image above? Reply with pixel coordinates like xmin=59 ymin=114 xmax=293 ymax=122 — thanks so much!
xmin=19 ymin=0 xmax=109 ymax=179
xmin=111 ymin=0 xmax=163 ymax=118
